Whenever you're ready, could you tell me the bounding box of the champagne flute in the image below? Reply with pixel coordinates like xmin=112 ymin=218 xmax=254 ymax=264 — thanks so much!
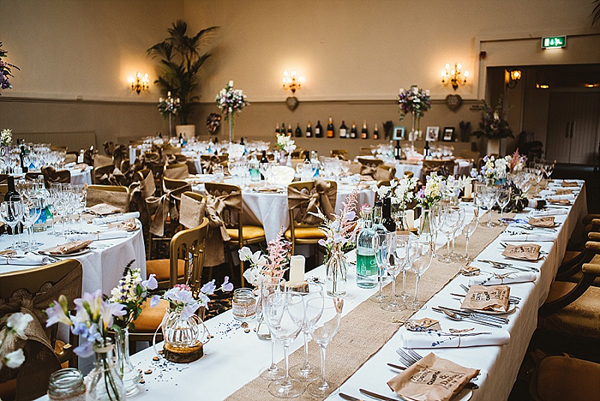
xmin=462 ymin=208 xmax=479 ymax=262
xmin=381 ymin=234 xmax=410 ymax=312
xmin=259 ymin=278 xmax=286 ymax=381
xmin=306 ymin=296 xmax=343 ymax=398
xmin=263 ymin=290 xmax=305 ymax=398
xmin=408 ymin=236 xmax=434 ymax=310
xmin=290 ymin=282 xmax=324 ymax=382
xmin=0 ymin=200 xmax=23 ymax=249
xmin=370 ymin=231 xmax=392 ymax=303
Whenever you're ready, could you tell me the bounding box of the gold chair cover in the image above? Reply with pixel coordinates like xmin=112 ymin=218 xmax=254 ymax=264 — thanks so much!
xmin=288 ymin=179 xmax=337 ymax=225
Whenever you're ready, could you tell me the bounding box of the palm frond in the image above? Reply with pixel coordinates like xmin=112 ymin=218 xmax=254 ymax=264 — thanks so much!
xmin=593 ymin=0 xmax=600 ymax=25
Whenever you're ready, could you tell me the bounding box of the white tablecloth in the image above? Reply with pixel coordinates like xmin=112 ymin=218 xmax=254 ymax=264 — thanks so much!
xmin=0 ymin=222 xmax=146 ymax=294
xmin=394 ymin=159 xmax=473 ymax=179
xmin=68 ymin=166 xmax=93 ymax=186
xmin=121 ymin=179 xmax=586 ymax=401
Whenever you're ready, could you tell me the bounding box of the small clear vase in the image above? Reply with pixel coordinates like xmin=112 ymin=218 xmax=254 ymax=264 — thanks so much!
xmin=114 ymin=328 xmax=141 ymax=397
xmin=87 ymin=339 xmax=126 ymax=401
xmin=326 ymin=246 xmax=347 ymax=297
xmin=419 ymin=208 xmax=434 ymax=247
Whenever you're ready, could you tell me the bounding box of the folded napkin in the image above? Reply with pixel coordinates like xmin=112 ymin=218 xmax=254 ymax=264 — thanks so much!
xmin=469 ymin=272 xmax=536 ymax=286
xmin=499 ymin=233 xmax=557 ymax=242
xmin=547 ymin=198 xmax=571 ymax=205
xmin=528 ymin=209 xmax=568 ymax=217
xmin=400 ymin=329 xmax=510 ymax=349
xmin=554 ymin=189 xmax=573 ymax=195
xmin=43 ymin=240 xmax=93 ymax=255
xmin=70 ymin=231 xmax=130 ymax=241
xmin=545 ymin=194 xmax=575 ymax=201
xmin=528 ymin=216 xmax=555 ymax=228
xmin=387 ymin=353 xmax=479 ymax=401
xmin=0 ymin=254 xmax=50 ymax=266
xmin=92 ymin=211 xmax=140 ymax=225
xmin=89 ymin=203 xmax=122 ymax=216
xmin=267 ymin=166 xmax=295 ymax=186
xmin=107 ymin=219 xmax=138 ymax=232
xmin=561 ymin=181 xmax=580 ymax=187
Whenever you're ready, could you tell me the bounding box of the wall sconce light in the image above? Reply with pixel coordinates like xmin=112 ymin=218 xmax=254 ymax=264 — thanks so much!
xmin=536 ymin=83 xmax=550 ymax=89
xmin=282 ymin=70 xmax=304 ymax=111
xmin=506 ymin=69 xmax=522 ymax=89
xmin=130 ymin=72 xmax=149 ymax=94
xmin=441 ymin=63 xmax=468 ymax=90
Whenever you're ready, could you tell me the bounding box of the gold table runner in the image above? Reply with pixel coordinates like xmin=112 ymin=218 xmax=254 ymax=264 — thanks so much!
xmin=227 ymin=216 xmax=511 ymax=400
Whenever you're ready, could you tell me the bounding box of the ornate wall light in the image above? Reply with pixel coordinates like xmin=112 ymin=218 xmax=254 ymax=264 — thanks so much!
xmin=441 ymin=63 xmax=468 ymax=90
xmin=506 ymin=69 xmax=522 ymax=89
xmin=130 ymin=72 xmax=149 ymax=94
xmin=282 ymin=70 xmax=304 ymax=111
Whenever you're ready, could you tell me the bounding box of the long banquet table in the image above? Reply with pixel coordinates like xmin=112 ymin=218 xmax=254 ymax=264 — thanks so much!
xmin=125 ymin=179 xmax=587 ymax=401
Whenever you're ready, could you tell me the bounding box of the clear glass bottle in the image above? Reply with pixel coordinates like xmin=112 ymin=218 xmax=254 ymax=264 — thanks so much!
xmin=356 ymin=206 xmax=378 ymax=289
xmin=33 ymin=175 xmax=48 ymax=232
xmin=248 ymin=153 xmax=260 ymax=182
xmin=47 ymin=368 xmax=86 ymax=401
xmin=87 ymin=339 xmax=126 ymax=401
xmin=114 ymin=328 xmax=141 ymax=396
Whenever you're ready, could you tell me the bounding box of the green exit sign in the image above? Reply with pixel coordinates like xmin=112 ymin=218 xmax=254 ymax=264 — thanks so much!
xmin=542 ymin=36 xmax=566 ymax=49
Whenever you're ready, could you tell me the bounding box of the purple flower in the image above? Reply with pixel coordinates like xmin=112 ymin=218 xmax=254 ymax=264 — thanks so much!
xmin=318 ymin=238 xmax=327 ymax=247
xmin=100 ymin=302 xmax=126 ymax=329
xmin=45 ymin=303 xmax=72 ymax=327
xmin=201 ymin=279 xmax=217 ymax=295
xmin=142 ymin=274 xmax=158 ymax=290
xmin=180 ymin=303 xmax=200 ymax=320
xmin=74 ymin=340 xmax=94 ymax=358
xmin=150 ymin=294 xmax=161 ymax=308
xmin=221 ymin=276 xmax=234 ymax=292
xmin=345 ymin=211 xmax=356 ymax=221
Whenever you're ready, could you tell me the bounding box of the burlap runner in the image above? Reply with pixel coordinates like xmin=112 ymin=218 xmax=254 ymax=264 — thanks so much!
xmin=226 ymin=213 xmax=511 ymax=400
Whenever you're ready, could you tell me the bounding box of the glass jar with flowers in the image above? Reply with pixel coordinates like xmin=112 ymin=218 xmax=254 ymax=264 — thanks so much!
xmin=416 ymin=173 xmax=445 ymax=245
xmin=376 ymin=176 xmax=418 ymax=230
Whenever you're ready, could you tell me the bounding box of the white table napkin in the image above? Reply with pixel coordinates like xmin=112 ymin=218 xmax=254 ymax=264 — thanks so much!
xmin=70 ymin=231 xmax=130 ymax=241
xmin=469 ymin=272 xmax=536 ymax=286
xmin=528 ymin=209 xmax=568 ymax=217
xmin=92 ymin=212 xmax=140 ymax=225
xmin=0 ymin=254 xmax=50 ymax=266
xmin=545 ymin=194 xmax=575 ymax=201
xmin=499 ymin=233 xmax=557 ymax=242
xmin=267 ymin=166 xmax=295 ymax=186
xmin=400 ymin=329 xmax=510 ymax=349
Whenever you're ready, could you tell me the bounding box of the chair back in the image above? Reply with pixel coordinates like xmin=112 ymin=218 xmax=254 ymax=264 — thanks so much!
xmin=287 ymin=180 xmax=338 ymax=229
xmin=93 ymin=164 xmax=114 ymax=184
xmin=64 ymin=153 xmax=78 ymax=164
xmin=186 ymin=159 xmax=199 ymax=175
xmin=179 ymin=191 xmax=206 ymax=229
xmin=93 ymin=154 xmax=113 ymax=168
xmin=204 ymin=182 xmax=243 ymax=232
xmin=0 ymin=173 xmax=8 ymax=184
xmin=357 ymin=157 xmax=384 ymax=168
xmin=330 ymin=149 xmax=349 ymax=160
xmin=422 ymin=159 xmax=455 ymax=180
xmin=0 ymin=184 xmax=7 ymax=196
xmin=169 ymin=217 xmax=210 ymax=293
xmin=164 ymin=163 xmax=189 ymax=179
xmin=41 ymin=166 xmax=71 ymax=188
xmin=172 ymin=154 xmax=188 ymax=163
xmin=359 ymin=147 xmax=374 ymax=156
xmin=374 ymin=164 xmax=396 ymax=181
xmin=25 ymin=172 xmax=40 ymax=181
xmin=86 ymin=184 xmax=129 ymax=212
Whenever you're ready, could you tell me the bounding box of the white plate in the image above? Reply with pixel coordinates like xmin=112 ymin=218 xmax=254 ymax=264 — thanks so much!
xmin=39 ymin=248 xmax=92 ymax=257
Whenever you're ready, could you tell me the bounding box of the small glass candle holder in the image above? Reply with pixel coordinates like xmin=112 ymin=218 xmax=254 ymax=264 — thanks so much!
xmin=232 ymin=288 xmax=257 ymax=322
xmin=47 ymin=368 xmax=86 ymax=401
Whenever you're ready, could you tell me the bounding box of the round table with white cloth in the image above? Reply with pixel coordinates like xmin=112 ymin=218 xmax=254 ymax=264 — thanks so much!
xmin=68 ymin=165 xmax=93 ymax=186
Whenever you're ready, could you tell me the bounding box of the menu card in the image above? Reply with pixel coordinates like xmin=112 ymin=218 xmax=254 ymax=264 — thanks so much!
xmin=502 ymin=243 xmax=541 ymax=261
xmin=460 ymin=284 xmax=510 ymax=312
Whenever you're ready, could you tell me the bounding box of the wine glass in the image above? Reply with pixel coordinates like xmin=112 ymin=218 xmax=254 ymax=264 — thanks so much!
xmin=407 ymin=236 xmax=434 ymax=310
xmin=370 ymin=231 xmax=393 ymax=303
xmin=450 ymin=206 xmax=465 ymax=261
xmin=21 ymin=197 xmax=42 ymax=251
xmin=0 ymin=200 xmax=23 ymax=249
xmin=306 ymin=296 xmax=343 ymax=398
xmin=263 ymin=290 xmax=305 ymax=398
xmin=258 ymin=278 xmax=286 ymax=381
xmin=462 ymin=208 xmax=479 ymax=262
xmin=290 ymin=282 xmax=324 ymax=382
xmin=438 ymin=208 xmax=455 ymax=262
xmin=381 ymin=233 xmax=410 ymax=312
xmin=497 ymin=186 xmax=512 ymax=224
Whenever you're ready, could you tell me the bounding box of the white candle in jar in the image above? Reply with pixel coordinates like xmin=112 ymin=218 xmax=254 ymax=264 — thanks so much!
xmin=464 ymin=181 xmax=473 ymax=198
xmin=405 ymin=209 xmax=415 ymax=230
xmin=289 ymin=255 xmax=305 ymax=283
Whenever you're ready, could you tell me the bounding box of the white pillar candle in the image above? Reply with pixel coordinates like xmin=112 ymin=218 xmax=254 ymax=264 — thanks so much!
xmin=405 ymin=209 xmax=415 ymax=230
xmin=289 ymin=255 xmax=305 ymax=283
xmin=464 ymin=182 xmax=473 ymax=198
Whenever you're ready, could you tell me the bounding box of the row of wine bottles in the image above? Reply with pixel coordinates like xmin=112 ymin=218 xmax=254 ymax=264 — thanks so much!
xmin=275 ymin=116 xmax=381 ymax=139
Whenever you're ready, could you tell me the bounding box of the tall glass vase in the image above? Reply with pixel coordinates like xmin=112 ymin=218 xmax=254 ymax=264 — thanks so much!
xmin=410 ymin=111 xmax=416 ymax=153
xmin=114 ymin=328 xmax=141 ymax=396
xmin=419 ymin=208 xmax=435 ymax=249
xmin=228 ymin=112 xmax=234 ymax=143
xmin=326 ymin=245 xmax=347 ymax=297
xmin=87 ymin=339 xmax=126 ymax=401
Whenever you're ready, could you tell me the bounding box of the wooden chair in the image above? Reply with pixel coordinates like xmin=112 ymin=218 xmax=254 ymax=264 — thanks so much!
xmin=204 ymin=182 xmax=266 ymax=286
xmin=330 ymin=149 xmax=349 ymax=160
xmin=131 ymin=218 xmax=210 ymax=346
xmin=0 ymin=259 xmax=82 ymax=400
xmin=421 ymin=159 xmax=455 ymax=181
xmin=164 ymin=162 xmax=189 ymax=179
xmin=557 ymin=231 xmax=600 ymax=287
xmin=286 ymin=180 xmax=338 ymax=257
xmin=357 ymin=157 xmax=384 ymax=168
xmin=64 ymin=152 xmax=78 ymax=164
xmin=0 ymin=173 xmax=9 ymax=184
xmin=93 ymin=164 xmax=114 ymax=184
xmin=529 ymin=355 xmax=600 ymax=401
xmin=86 ymin=184 xmax=129 ymax=212
xmin=41 ymin=167 xmax=71 ymax=188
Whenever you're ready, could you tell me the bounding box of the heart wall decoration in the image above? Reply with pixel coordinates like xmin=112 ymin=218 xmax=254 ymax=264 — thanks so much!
xmin=446 ymin=94 xmax=463 ymax=111
xmin=286 ymin=96 xmax=299 ymax=111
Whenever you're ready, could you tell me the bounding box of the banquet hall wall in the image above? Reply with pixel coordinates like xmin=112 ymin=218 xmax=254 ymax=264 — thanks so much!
xmin=1 ymin=0 xmax=598 ymax=157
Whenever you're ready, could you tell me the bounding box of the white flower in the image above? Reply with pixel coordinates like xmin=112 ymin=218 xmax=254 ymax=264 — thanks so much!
xmin=376 ymin=185 xmax=390 ymax=198
xmin=4 ymin=349 xmax=25 ymax=368
xmin=7 ymin=313 xmax=33 ymax=338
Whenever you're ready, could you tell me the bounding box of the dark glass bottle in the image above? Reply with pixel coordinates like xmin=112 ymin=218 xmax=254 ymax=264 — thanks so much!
xmin=326 ymin=116 xmax=334 ymax=138
xmin=394 ymin=141 xmax=402 ymax=160
xmin=275 ymin=123 xmax=280 ymax=135
xmin=350 ymin=121 xmax=357 ymax=139
xmin=4 ymin=176 xmax=20 ymax=202
xmin=339 ymin=120 xmax=348 ymax=138
xmin=260 ymin=150 xmax=268 ymax=180
xmin=20 ymin=143 xmax=28 ymax=173
xmin=315 ymin=120 xmax=323 ymax=138
xmin=373 ymin=123 xmax=380 ymax=140
xmin=306 ymin=121 xmax=313 ymax=138
xmin=361 ymin=120 xmax=368 ymax=139
xmin=295 ymin=123 xmax=302 ymax=137
xmin=178 ymin=132 xmax=183 ymax=145
xmin=381 ymin=197 xmax=396 ymax=232
xmin=424 ymin=141 xmax=430 ymax=157
xmin=287 ymin=124 xmax=293 ymax=136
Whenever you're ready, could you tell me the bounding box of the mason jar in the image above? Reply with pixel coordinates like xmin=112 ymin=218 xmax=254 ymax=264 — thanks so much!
xmin=47 ymin=368 xmax=86 ymax=401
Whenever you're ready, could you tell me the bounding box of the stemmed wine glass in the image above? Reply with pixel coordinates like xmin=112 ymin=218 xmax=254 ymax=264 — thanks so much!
xmin=497 ymin=186 xmax=512 ymax=224
xmin=462 ymin=208 xmax=479 ymax=262
xmin=381 ymin=234 xmax=410 ymax=312
xmin=450 ymin=206 xmax=465 ymax=260
xmin=306 ymin=296 xmax=343 ymax=398
xmin=259 ymin=278 xmax=286 ymax=381
xmin=407 ymin=235 xmax=434 ymax=310
xmin=263 ymin=290 xmax=305 ymax=398
xmin=0 ymin=200 xmax=23 ymax=249
xmin=21 ymin=197 xmax=42 ymax=251
xmin=290 ymin=282 xmax=324 ymax=382
xmin=481 ymin=186 xmax=499 ymax=227
xmin=371 ymin=231 xmax=393 ymax=303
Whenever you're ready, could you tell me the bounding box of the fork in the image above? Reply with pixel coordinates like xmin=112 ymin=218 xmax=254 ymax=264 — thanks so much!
xmin=478 ymin=259 xmax=539 ymax=273
xmin=460 ymin=283 xmax=522 ymax=302
xmin=397 ymin=348 xmax=421 ymax=366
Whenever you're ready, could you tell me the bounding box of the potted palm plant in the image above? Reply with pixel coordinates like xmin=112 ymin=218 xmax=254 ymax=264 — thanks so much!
xmin=147 ymin=20 xmax=219 ymax=138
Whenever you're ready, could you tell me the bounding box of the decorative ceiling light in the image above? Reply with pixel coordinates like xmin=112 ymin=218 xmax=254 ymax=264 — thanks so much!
xmin=441 ymin=63 xmax=468 ymax=90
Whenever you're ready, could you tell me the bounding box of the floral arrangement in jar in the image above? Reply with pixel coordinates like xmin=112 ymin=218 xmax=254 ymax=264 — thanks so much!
xmin=472 ymin=155 xmax=510 ymax=185
xmin=158 ymin=92 xmax=180 ymax=117
xmin=416 ymin=172 xmax=445 ymax=209
xmin=216 ymin=80 xmax=249 ymax=142
xmin=276 ymin=133 xmax=296 ymax=154
xmin=0 ymin=312 xmax=33 ymax=369
xmin=376 ymin=176 xmax=418 ymax=209
xmin=473 ymin=96 xmax=513 ymax=140
xmin=506 ymin=149 xmax=527 ymax=173
xmin=1 ymin=128 xmax=12 ymax=147
xmin=0 ymin=42 xmax=19 ymax=92
xmin=239 ymin=229 xmax=291 ymax=288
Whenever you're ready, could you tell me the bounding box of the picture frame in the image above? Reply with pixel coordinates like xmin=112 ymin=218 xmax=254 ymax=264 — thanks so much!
xmin=392 ymin=126 xmax=405 ymax=140
xmin=442 ymin=127 xmax=455 ymax=142
xmin=426 ymin=126 xmax=439 ymax=142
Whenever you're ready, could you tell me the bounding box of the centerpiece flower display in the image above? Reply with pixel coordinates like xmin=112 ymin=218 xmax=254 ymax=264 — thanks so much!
xmin=276 ymin=133 xmax=297 ymax=166
xmin=398 ymin=85 xmax=431 ymax=146
xmin=216 ymin=80 xmax=249 ymax=142
xmin=157 ymin=92 xmax=180 ymax=138
xmin=473 ymin=96 xmax=513 ymax=155
xmin=313 ymin=189 xmax=358 ymax=297
xmin=376 ymin=176 xmax=418 ymax=229
xmin=0 ymin=42 xmax=19 ymax=93
xmin=1 ymin=128 xmax=12 ymax=156
xmin=416 ymin=173 xmax=446 ymax=242
xmin=239 ymin=229 xmax=291 ymax=288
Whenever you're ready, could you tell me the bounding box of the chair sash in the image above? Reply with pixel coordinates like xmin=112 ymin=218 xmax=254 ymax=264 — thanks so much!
xmin=373 ymin=166 xmax=395 ymax=181
xmin=146 ymin=181 xmax=191 ymax=237
xmin=348 ymin=161 xmax=363 ymax=175
xmin=93 ymin=154 xmax=113 ymax=169
xmin=99 ymin=167 xmax=127 ymax=186
xmin=40 ymin=166 xmax=71 ymax=187
xmin=164 ymin=165 xmax=189 ymax=180
xmin=87 ymin=187 xmax=130 ymax=213
xmin=200 ymin=155 xmax=221 ymax=174
xmin=186 ymin=159 xmax=199 ymax=175
xmin=203 ymin=190 xmax=243 ymax=267
xmin=180 ymin=194 xmax=206 ymax=229
xmin=0 ymin=266 xmax=82 ymax=401
xmin=288 ymin=179 xmax=336 ymax=226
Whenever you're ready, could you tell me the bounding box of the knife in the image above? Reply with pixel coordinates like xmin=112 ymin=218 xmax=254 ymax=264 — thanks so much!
xmin=359 ymin=388 xmax=403 ymax=401
xmin=339 ymin=392 xmax=365 ymax=401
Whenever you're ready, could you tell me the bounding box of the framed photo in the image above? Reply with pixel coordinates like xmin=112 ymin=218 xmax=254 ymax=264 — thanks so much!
xmin=426 ymin=126 xmax=439 ymax=141
xmin=442 ymin=127 xmax=455 ymax=142
xmin=392 ymin=126 xmax=405 ymax=140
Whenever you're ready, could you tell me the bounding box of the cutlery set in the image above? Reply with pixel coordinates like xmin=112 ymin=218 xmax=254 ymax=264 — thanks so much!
xmin=477 ymin=259 xmax=539 ymax=273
